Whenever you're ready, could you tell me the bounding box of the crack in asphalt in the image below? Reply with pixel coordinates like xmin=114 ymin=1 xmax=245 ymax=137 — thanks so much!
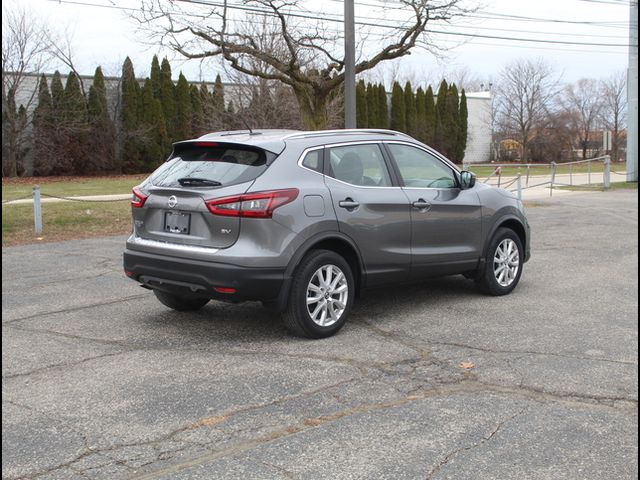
xmin=429 ymin=340 xmax=638 ymax=366
xmin=424 ymin=408 xmax=528 ymax=480
xmin=127 ymin=392 xmax=432 ymax=480
xmin=2 ymin=350 xmax=132 ymax=381
xmin=2 ymin=294 xmax=149 ymax=325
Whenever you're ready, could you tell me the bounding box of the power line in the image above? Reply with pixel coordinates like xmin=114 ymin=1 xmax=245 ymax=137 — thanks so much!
xmin=48 ymin=0 xmax=633 ymax=48
xmin=173 ymin=0 xmax=634 ymax=47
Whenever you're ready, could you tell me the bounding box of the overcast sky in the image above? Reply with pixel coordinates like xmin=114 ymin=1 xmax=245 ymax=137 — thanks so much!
xmin=5 ymin=0 xmax=633 ymax=88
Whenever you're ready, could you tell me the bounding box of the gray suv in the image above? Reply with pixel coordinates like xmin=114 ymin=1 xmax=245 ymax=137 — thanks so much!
xmin=124 ymin=129 xmax=530 ymax=338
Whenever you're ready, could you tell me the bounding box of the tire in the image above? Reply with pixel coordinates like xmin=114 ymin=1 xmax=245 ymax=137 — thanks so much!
xmin=283 ymin=249 xmax=355 ymax=339
xmin=153 ymin=290 xmax=210 ymax=311
xmin=477 ymin=227 xmax=524 ymax=296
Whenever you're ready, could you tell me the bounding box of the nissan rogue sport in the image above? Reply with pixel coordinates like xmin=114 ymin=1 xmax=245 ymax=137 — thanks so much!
xmin=124 ymin=129 xmax=530 ymax=338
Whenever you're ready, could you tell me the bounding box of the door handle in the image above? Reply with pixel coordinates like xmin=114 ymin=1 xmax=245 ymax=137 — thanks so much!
xmin=412 ymin=199 xmax=431 ymax=211
xmin=339 ymin=198 xmax=360 ymax=210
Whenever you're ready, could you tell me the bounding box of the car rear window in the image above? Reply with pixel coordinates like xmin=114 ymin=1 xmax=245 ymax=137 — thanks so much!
xmin=148 ymin=143 xmax=275 ymax=187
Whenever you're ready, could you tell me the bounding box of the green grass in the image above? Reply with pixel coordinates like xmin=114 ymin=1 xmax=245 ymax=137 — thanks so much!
xmin=2 ymin=175 xmax=147 ymax=202
xmin=2 ymin=200 xmax=132 ymax=247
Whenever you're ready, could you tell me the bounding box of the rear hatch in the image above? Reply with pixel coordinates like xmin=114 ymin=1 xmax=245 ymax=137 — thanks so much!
xmin=132 ymin=141 xmax=276 ymax=249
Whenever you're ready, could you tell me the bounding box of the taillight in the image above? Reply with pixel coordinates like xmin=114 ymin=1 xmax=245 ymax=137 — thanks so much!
xmin=206 ymin=188 xmax=299 ymax=218
xmin=131 ymin=187 xmax=148 ymax=208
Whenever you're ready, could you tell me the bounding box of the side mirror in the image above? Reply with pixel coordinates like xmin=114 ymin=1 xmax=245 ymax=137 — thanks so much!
xmin=460 ymin=170 xmax=476 ymax=189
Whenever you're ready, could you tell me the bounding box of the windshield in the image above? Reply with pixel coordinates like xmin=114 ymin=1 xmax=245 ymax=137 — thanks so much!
xmin=148 ymin=143 xmax=271 ymax=188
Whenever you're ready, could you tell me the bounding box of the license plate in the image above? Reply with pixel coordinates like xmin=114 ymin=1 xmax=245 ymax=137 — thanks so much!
xmin=164 ymin=211 xmax=191 ymax=234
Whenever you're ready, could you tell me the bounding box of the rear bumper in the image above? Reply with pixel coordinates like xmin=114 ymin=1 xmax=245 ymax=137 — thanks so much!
xmin=123 ymin=248 xmax=286 ymax=302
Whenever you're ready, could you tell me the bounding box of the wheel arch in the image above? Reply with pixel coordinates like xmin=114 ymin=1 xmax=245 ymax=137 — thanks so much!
xmin=484 ymin=215 xmax=527 ymax=259
xmin=272 ymin=232 xmax=365 ymax=312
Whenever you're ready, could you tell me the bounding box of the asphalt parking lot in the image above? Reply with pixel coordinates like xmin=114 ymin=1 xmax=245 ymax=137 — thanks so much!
xmin=2 ymin=189 xmax=638 ymax=480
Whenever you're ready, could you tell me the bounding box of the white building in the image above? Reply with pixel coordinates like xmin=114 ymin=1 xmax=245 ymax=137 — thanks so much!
xmin=462 ymin=91 xmax=492 ymax=164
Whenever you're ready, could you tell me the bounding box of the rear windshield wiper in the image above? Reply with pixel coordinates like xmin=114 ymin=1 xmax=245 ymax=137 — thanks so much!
xmin=177 ymin=177 xmax=222 ymax=187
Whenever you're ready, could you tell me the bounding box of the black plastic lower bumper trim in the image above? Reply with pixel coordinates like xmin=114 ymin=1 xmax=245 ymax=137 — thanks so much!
xmin=123 ymin=249 xmax=286 ymax=301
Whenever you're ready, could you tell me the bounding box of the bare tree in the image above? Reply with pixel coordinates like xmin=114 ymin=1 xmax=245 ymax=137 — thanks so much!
xmin=495 ymin=58 xmax=559 ymax=162
xmin=560 ymin=78 xmax=603 ymax=160
xmin=135 ymin=0 xmax=470 ymax=130
xmin=599 ymin=70 xmax=627 ymax=162
xmin=2 ymin=5 xmax=52 ymax=176
xmin=46 ymin=28 xmax=88 ymax=98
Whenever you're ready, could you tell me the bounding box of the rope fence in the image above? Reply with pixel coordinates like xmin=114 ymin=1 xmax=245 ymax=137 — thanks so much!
xmin=465 ymin=156 xmax=637 ymax=197
xmin=39 ymin=193 xmax=130 ymax=203
xmin=2 ymin=186 xmax=131 ymax=235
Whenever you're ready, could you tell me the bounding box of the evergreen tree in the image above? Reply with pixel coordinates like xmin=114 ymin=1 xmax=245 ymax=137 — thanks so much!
xmin=226 ymin=99 xmax=238 ymax=129
xmin=415 ymin=87 xmax=426 ymax=143
xmin=434 ymin=80 xmax=449 ymax=153
xmin=456 ymin=89 xmax=468 ymax=162
xmin=213 ymin=74 xmax=226 ymax=129
xmin=160 ymin=58 xmax=176 ymax=140
xmin=62 ymin=71 xmax=89 ymax=174
xmin=50 ymin=71 xmax=65 ymax=111
xmin=424 ymin=85 xmax=436 ymax=145
xmin=17 ymin=104 xmax=29 ymax=159
xmin=191 ymin=84 xmax=205 ymax=136
xmin=120 ymin=56 xmax=142 ymax=172
xmin=404 ymin=81 xmax=417 ymax=138
xmin=377 ymin=84 xmax=389 ymax=129
xmin=87 ymin=66 xmax=116 ymax=173
xmin=150 ymin=55 xmax=162 ymax=100
xmin=390 ymin=82 xmax=406 ymax=132
xmin=139 ymin=79 xmax=168 ymax=170
xmin=199 ymin=83 xmax=217 ymax=131
xmin=443 ymin=83 xmax=460 ymax=159
xmin=366 ymin=83 xmax=378 ymax=128
xmin=33 ymin=75 xmax=56 ymax=175
xmin=356 ymin=79 xmax=368 ymax=128
xmin=174 ymin=72 xmax=193 ymax=140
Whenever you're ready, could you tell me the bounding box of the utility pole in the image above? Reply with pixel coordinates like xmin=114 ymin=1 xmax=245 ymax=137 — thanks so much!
xmin=627 ymin=0 xmax=638 ymax=182
xmin=344 ymin=0 xmax=356 ymax=129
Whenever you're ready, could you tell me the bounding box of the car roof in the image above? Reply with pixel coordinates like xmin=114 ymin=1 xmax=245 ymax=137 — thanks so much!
xmin=192 ymin=129 xmax=413 ymax=154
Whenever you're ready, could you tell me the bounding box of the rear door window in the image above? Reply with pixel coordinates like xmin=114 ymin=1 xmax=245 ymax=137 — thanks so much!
xmin=326 ymin=144 xmax=392 ymax=187
xmin=149 ymin=143 xmax=273 ymax=187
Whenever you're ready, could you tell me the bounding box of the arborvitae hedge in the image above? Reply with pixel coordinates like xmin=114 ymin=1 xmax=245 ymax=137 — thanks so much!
xmin=404 ymin=81 xmax=417 ymax=139
xmin=120 ymin=57 xmax=141 ymax=173
xmin=62 ymin=72 xmax=89 ymax=174
xmin=391 ymin=82 xmax=406 ymax=132
xmin=32 ymin=74 xmax=55 ymax=176
xmin=456 ymin=89 xmax=468 ymax=162
xmin=366 ymin=83 xmax=378 ymax=128
xmin=377 ymin=84 xmax=389 ymax=129
xmin=160 ymin=58 xmax=176 ymax=140
xmin=174 ymin=72 xmax=193 ymax=141
xmin=415 ymin=87 xmax=426 ymax=143
xmin=87 ymin=66 xmax=115 ymax=173
xmin=424 ymin=86 xmax=436 ymax=146
xmin=25 ymin=58 xmax=469 ymax=176
xmin=356 ymin=80 xmax=368 ymax=128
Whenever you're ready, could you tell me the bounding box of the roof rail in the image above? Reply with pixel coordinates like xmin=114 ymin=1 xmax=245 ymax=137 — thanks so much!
xmin=282 ymin=129 xmax=410 ymax=140
xmin=198 ymin=129 xmax=300 ymax=139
